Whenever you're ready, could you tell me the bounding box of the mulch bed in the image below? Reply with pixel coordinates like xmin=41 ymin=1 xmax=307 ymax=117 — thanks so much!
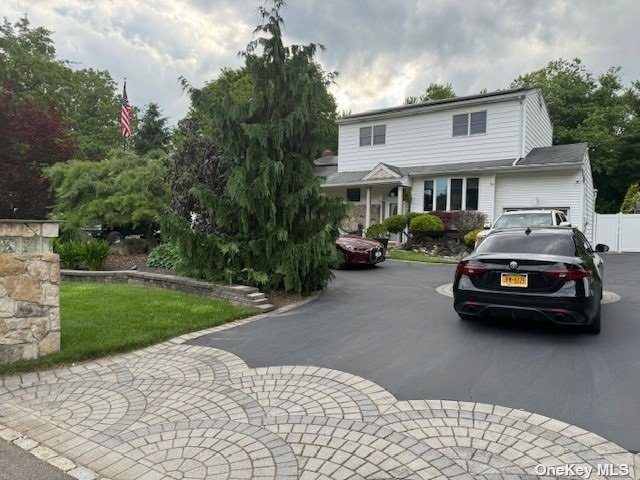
xmin=103 ymin=254 xmax=173 ymax=275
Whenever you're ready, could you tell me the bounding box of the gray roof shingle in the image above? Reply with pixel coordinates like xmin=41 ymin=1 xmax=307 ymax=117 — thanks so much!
xmin=518 ymin=143 xmax=587 ymax=166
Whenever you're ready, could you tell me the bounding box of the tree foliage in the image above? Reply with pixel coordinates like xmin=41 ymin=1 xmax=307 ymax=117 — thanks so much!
xmin=163 ymin=1 xmax=346 ymax=293
xmin=405 ymin=83 xmax=456 ymax=104
xmin=44 ymin=151 xmax=169 ymax=237
xmin=134 ymin=102 xmax=171 ymax=155
xmin=0 ymin=17 xmax=123 ymax=160
xmin=0 ymin=89 xmax=76 ymax=218
xmin=512 ymin=59 xmax=640 ymax=212
xmin=620 ymin=183 xmax=639 ymax=213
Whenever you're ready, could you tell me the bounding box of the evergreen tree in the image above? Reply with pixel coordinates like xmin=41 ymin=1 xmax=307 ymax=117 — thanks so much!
xmin=134 ymin=102 xmax=170 ymax=155
xmin=164 ymin=1 xmax=346 ymax=294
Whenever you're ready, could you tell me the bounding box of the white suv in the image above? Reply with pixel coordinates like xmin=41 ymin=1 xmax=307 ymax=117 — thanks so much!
xmin=475 ymin=209 xmax=571 ymax=247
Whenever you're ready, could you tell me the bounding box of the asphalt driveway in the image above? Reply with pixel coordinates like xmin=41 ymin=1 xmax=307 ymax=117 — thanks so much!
xmin=191 ymin=253 xmax=640 ymax=453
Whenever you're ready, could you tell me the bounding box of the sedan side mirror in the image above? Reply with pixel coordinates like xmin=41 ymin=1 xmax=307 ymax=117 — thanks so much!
xmin=595 ymin=244 xmax=609 ymax=253
xmin=483 ymin=223 xmax=491 ymax=229
xmin=559 ymin=221 xmax=571 ymax=227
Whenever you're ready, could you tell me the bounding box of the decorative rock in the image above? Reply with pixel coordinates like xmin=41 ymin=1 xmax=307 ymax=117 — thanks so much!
xmin=38 ymin=331 xmax=61 ymax=356
xmin=42 ymin=283 xmax=59 ymax=306
xmin=0 ymin=256 xmax=26 ymax=276
xmin=15 ymin=302 xmax=49 ymax=318
xmin=27 ymin=261 xmax=50 ymax=281
xmin=3 ymin=276 xmax=42 ymax=303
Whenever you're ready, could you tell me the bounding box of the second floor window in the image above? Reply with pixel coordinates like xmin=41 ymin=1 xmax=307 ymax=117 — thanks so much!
xmin=359 ymin=125 xmax=386 ymax=146
xmin=452 ymin=111 xmax=487 ymax=136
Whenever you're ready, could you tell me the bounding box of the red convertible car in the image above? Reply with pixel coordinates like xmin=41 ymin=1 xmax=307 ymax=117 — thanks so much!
xmin=336 ymin=229 xmax=386 ymax=266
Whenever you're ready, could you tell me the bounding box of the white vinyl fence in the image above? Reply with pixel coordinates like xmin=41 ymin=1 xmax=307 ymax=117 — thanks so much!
xmin=594 ymin=213 xmax=640 ymax=252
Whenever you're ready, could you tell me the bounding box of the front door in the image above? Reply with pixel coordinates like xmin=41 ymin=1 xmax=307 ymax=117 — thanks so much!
xmin=386 ymin=202 xmax=398 ymax=219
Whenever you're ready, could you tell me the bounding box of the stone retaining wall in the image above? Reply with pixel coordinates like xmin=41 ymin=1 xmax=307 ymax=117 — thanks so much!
xmin=61 ymin=270 xmax=274 ymax=311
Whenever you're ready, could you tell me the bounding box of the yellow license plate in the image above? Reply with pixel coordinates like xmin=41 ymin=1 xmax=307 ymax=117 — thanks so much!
xmin=501 ymin=273 xmax=528 ymax=288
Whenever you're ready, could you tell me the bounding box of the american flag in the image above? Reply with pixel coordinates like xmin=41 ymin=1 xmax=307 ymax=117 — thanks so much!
xmin=121 ymin=80 xmax=133 ymax=139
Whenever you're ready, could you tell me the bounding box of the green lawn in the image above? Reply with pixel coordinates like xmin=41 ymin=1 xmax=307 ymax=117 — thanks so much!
xmin=386 ymin=250 xmax=458 ymax=264
xmin=0 ymin=283 xmax=258 ymax=375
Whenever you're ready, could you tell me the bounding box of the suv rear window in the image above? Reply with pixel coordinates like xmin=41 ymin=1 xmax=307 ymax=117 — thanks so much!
xmin=477 ymin=232 xmax=577 ymax=256
xmin=494 ymin=213 xmax=552 ymax=229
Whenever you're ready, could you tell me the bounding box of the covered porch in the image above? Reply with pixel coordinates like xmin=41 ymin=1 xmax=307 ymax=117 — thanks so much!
xmin=321 ymin=163 xmax=412 ymax=234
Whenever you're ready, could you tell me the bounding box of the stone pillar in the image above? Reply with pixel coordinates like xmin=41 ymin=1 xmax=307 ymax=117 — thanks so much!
xmin=0 ymin=220 xmax=60 ymax=364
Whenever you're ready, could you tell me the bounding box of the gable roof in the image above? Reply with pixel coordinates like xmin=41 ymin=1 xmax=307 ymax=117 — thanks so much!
xmin=337 ymin=87 xmax=537 ymax=125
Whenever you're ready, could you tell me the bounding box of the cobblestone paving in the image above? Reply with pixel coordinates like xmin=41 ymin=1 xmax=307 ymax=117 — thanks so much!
xmin=0 ymin=328 xmax=636 ymax=479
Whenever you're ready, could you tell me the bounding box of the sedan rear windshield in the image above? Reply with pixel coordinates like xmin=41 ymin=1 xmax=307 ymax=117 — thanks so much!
xmin=477 ymin=233 xmax=577 ymax=256
xmin=493 ymin=213 xmax=552 ymax=229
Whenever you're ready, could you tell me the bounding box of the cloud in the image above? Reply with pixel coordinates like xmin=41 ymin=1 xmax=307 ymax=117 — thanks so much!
xmin=5 ymin=0 xmax=640 ymax=124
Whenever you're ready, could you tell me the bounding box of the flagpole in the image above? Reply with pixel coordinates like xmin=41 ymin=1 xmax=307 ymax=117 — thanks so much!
xmin=122 ymin=77 xmax=127 ymax=155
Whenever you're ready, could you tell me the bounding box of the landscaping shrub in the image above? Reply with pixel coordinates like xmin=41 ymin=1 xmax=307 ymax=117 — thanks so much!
xmin=147 ymin=243 xmax=181 ymax=270
xmin=430 ymin=210 xmax=454 ymax=230
xmin=54 ymin=238 xmax=110 ymax=270
xmin=405 ymin=212 xmax=422 ymax=225
xmin=82 ymin=239 xmax=110 ymax=270
xmin=451 ymin=210 xmax=487 ymax=236
xmin=366 ymin=223 xmax=389 ymax=239
xmin=54 ymin=240 xmax=85 ymax=269
xmin=463 ymin=228 xmax=483 ymax=247
xmin=409 ymin=214 xmax=445 ymax=235
xmin=383 ymin=214 xmax=408 ymax=233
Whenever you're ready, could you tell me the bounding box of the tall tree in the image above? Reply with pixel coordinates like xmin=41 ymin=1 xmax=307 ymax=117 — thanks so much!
xmin=0 ymin=89 xmax=76 ymax=218
xmin=405 ymin=83 xmax=456 ymax=104
xmin=134 ymin=102 xmax=171 ymax=155
xmin=0 ymin=16 xmax=123 ymax=160
xmin=512 ymin=58 xmax=640 ymax=212
xmin=163 ymin=1 xmax=346 ymax=293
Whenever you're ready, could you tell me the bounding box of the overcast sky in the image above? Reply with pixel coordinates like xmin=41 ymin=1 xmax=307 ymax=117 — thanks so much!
xmin=6 ymin=0 xmax=640 ymax=124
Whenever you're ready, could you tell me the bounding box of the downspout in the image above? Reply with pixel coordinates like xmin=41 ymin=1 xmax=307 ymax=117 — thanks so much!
xmin=518 ymin=94 xmax=526 ymax=159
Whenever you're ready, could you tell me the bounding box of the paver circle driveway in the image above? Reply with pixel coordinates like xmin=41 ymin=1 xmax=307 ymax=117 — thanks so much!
xmin=193 ymin=253 xmax=640 ymax=454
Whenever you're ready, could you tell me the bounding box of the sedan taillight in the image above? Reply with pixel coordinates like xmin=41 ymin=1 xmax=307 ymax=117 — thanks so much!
xmin=542 ymin=267 xmax=590 ymax=282
xmin=456 ymin=262 xmax=487 ymax=277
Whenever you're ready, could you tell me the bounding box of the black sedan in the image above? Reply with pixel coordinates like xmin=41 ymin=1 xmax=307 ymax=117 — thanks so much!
xmin=453 ymin=227 xmax=609 ymax=334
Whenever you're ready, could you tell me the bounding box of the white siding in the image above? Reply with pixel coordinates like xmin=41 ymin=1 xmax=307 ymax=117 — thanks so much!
xmin=338 ymin=99 xmax=522 ymax=172
xmin=523 ymin=91 xmax=553 ymax=156
xmin=582 ymin=150 xmax=595 ymax=241
xmin=478 ymin=175 xmax=495 ymax=224
xmin=409 ymin=173 xmax=495 ymax=225
xmin=494 ymin=171 xmax=582 ymax=227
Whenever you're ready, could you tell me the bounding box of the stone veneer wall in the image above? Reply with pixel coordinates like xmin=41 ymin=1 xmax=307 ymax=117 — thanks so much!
xmin=0 ymin=221 xmax=60 ymax=365
xmin=343 ymin=205 xmax=381 ymax=232
xmin=0 ymin=254 xmax=60 ymax=364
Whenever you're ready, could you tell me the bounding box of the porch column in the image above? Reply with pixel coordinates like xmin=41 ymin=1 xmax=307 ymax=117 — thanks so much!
xmin=365 ymin=187 xmax=372 ymax=233
xmin=379 ymin=193 xmax=384 ymax=222
xmin=397 ymin=185 xmax=405 ymax=244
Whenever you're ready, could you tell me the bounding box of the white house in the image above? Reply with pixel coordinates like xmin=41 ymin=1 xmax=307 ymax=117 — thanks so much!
xmin=315 ymin=87 xmax=596 ymax=241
